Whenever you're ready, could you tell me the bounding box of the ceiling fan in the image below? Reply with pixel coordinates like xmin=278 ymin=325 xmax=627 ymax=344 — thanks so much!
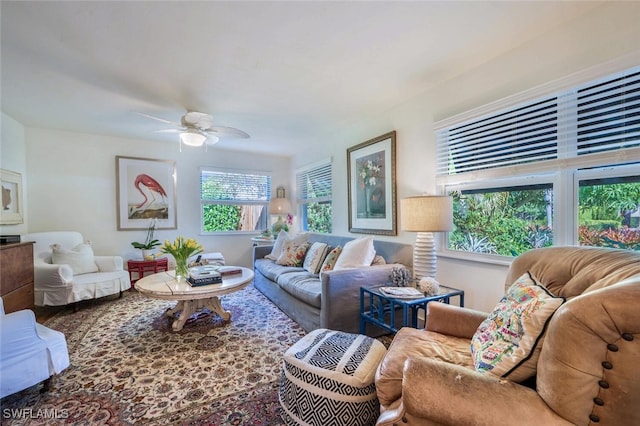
xmin=139 ymin=111 xmax=250 ymax=148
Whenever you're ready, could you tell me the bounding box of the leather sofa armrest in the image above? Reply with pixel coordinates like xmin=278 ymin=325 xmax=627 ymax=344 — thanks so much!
xmin=425 ymin=302 xmax=488 ymax=339
xmin=94 ymin=255 xmax=123 ymax=272
xmin=398 ymin=357 xmax=573 ymax=426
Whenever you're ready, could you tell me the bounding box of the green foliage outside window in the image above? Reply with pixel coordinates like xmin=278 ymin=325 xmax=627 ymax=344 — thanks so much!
xmin=305 ymin=202 xmax=332 ymax=233
xmin=202 ymin=204 xmax=242 ymax=232
xmin=449 ymin=187 xmax=553 ymax=257
xmin=578 ymin=181 xmax=640 ymax=250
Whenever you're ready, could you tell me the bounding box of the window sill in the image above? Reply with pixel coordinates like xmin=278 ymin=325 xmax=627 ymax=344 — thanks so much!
xmin=437 ymin=249 xmax=513 ymax=267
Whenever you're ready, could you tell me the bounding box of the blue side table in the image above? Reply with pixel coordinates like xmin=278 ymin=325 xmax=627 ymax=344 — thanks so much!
xmin=360 ymin=286 xmax=465 ymax=334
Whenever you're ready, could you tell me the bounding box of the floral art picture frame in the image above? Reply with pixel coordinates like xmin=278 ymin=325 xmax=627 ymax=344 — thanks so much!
xmin=347 ymin=131 xmax=397 ymax=235
xmin=0 ymin=169 xmax=24 ymax=225
xmin=116 ymin=156 xmax=177 ymax=230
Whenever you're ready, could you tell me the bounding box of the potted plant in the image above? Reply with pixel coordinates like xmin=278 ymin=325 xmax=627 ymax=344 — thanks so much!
xmin=131 ymin=219 xmax=161 ymax=259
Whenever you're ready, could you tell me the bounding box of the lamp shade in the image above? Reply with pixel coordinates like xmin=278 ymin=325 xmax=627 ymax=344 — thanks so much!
xmin=401 ymin=196 xmax=453 ymax=232
xmin=270 ymin=197 xmax=291 ymax=215
xmin=180 ymin=130 xmax=206 ymax=147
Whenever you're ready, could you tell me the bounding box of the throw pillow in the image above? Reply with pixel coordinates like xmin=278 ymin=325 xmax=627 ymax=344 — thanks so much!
xmin=276 ymin=241 xmax=310 ymax=267
xmin=470 ymin=271 xmax=565 ymax=382
xmin=333 ymin=236 xmax=376 ymax=270
xmin=51 ymin=242 xmax=99 ymax=275
xmin=302 ymin=242 xmax=329 ymax=275
xmin=371 ymin=255 xmax=386 ymax=265
xmin=319 ymin=245 xmax=342 ymax=277
xmin=265 ymin=231 xmax=307 ymax=261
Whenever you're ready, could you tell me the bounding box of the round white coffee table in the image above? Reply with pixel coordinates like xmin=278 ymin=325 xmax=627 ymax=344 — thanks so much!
xmin=135 ymin=267 xmax=254 ymax=331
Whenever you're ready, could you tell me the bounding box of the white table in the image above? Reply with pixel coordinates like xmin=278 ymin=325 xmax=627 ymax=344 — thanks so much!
xmin=135 ymin=267 xmax=254 ymax=331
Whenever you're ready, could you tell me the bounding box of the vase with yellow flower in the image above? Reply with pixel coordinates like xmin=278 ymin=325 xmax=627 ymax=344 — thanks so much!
xmin=160 ymin=236 xmax=204 ymax=282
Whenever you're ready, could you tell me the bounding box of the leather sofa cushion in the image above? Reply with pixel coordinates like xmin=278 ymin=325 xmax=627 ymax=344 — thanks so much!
xmin=375 ymin=327 xmax=474 ymax=407
xmin=277 ymin=272 xmax=322 ymax=308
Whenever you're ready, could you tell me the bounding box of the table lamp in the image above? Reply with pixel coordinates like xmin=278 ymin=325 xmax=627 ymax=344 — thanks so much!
xmin=270 ymin=186 xmax=291 ymax=234
xmin=401 ymin=195 xmax=453 ymax=281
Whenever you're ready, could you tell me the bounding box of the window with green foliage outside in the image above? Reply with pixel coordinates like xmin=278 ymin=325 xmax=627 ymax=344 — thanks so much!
xmin=437 ymin=66 xmax=640 ymax=256
xmin=449 ymin=184 xmax=554 ymax=256
xmin=297 ymin=161 xmax=332 ymax=233
xmin=578 ymin=176 xmax=640 ymax=250
xmin=200 ymin=168 xmax=271 ymax=233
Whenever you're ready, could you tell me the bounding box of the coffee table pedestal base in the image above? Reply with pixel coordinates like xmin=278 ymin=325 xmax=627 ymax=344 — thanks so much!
xmin=165 ymin=297 xmax=231 ymax=331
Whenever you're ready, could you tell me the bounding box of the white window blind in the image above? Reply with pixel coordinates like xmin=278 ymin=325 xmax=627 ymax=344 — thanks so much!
xmin=200 ymin=169 xmax=271 ymax=203
xmin=296 ymin=161 xmax=332 ymax=203
xmin=577 ymin=70 xmax=640 ymax=155
xmin=437 ymin=66 xmax=640 ymax=177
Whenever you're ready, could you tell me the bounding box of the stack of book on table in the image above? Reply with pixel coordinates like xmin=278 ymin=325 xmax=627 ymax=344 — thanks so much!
xmin=379 ymin=286 xmax=424 ymax=299
xmin=186 ymin=266 xmax=244 ymax=286
xmin=187 ymin=266 xmax=222 ymax=287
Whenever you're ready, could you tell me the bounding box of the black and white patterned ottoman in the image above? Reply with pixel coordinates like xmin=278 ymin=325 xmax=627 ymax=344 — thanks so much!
xmin=279 ymin=328 xmax=387 ymax=426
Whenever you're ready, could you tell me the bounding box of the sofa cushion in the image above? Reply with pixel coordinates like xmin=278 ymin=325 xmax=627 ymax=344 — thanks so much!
xmin=277 ymin=272 xmax=322 ymax=308
xmin=276 ymin=240 xmax=310 ymax=267
xmin=303 ymin=242 xmax=329 ymax=274
xmin=470 ymin=271 xmax=565 ymax=382
xmin=376 ymin=327 xmax=474 ymax=407
xmin=254 ymin=258 xmax=304 ymax=282
xmin=334 ymin=236 xmax=375 ymax=270
xmin=51 ymin=243 xmax=99 ymax=275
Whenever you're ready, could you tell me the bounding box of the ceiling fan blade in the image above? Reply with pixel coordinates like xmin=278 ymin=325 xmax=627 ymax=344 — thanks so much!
xmin=206 ymin=126 xmax=250 ymax=139
xmin=136 ymin=112 xmax=182 ymax=127
xmin=153 ymin=129 xmax=183 ymax=134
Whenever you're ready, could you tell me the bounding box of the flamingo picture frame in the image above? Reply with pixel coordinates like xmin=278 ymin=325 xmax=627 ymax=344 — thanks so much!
xmin=116 ymin=156 xmax=177 ymax=230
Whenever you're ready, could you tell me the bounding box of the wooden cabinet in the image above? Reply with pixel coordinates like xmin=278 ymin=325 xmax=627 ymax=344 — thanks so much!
xmin=0 ymin=242 xmax=35 ymax=313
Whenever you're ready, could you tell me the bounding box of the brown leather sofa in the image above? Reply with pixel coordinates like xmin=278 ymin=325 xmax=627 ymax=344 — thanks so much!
xmin=375 ymin=246 xmax=640 ymax=426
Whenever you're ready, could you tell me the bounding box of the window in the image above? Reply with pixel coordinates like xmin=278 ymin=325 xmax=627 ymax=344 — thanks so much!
xmin=200 ymin=168 xmax=271 ymax=233
xmin=437 ymin=65 xmax=640 ymax=257
xmin=296 ymin=160 xmax=332 ymax=233
xmin=577 ymin=168 xmax=640 ymax=251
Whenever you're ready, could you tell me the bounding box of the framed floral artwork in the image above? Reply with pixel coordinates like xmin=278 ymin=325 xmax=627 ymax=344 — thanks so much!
xmin=0 ymin=169 xmax=24 ymax=225
xmin=347 ymin=131 xmax=397 ymax=235
xmin=116 ymin=156 xmax=177 ymax=230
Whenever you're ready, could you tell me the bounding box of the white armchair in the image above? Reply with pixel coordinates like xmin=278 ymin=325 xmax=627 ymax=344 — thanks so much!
xmin=21 ymin=231 xmax=131 ymax=306
xmin=0 ymin=297 xmax=70 ymax=398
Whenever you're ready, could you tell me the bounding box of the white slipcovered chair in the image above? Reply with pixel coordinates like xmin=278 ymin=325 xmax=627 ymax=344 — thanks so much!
xmin=0 ymin=297 xmax=70 ymax=398
xmin=21 ymin=231 xmax=131 ymax=306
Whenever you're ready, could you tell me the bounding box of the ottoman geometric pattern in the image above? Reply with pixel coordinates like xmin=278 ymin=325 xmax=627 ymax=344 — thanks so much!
xmin=279 ymin=328 xmax=387 ymax=426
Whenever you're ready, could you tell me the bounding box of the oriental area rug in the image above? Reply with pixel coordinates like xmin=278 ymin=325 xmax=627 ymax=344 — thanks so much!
xmin=0 ymin=284 xmax=307 ymax=425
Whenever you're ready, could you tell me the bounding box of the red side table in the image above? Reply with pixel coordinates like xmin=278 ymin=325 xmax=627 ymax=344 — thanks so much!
xmin=127 ymin=257 xmax=169 ymax=287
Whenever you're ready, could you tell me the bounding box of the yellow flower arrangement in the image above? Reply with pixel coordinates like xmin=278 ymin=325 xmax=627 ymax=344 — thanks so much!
xmin=160 ymin=236 xmax=204 ymax=279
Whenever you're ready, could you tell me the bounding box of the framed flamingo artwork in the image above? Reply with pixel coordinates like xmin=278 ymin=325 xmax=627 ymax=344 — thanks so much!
xmin=116 ymin=156 xmax=177 ymax=230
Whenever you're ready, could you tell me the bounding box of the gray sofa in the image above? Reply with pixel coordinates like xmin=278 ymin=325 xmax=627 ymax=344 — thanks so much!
xmin=253 ymin=233 xmax=413 ymax=336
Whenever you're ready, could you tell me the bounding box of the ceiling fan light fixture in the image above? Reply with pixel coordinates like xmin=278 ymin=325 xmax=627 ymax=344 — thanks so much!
xmin=180 ymin=130 xmax=206 ymax=147
xmin=205 ymin=135 xmax=220 ymax=146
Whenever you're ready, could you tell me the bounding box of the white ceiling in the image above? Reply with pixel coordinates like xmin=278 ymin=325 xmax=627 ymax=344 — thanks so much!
xmin=1 ymin=1 xmax=602 ymax=156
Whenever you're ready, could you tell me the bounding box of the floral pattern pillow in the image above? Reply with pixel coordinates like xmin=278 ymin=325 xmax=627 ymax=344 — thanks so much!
xmin=276 ymin=241 xmax=310 ymax=267
xmin=470 ymin=271 xmax=565 ymax=382
xmin=319 ymin=246 xmax=342 ymax=278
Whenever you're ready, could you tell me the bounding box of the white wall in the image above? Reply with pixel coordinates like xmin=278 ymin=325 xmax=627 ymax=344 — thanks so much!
xmin=24 ymin=127 xmax=290 ymax=269
xmin=291 ymin=2 xmax=640 ymax=311
xmin=0 ymin=112 xmax=28 ymax=236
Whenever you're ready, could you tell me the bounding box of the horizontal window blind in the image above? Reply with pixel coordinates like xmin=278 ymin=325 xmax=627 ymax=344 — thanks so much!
xmin=296 ymin=161 xmax=332 ymax=203
xmin=577 ymin=69 xmax=640 ymax=155
xmin=200 ymin=169 xmax=271 ymax=202
xmin=437 ymin=66 xmax=640 ymax=177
